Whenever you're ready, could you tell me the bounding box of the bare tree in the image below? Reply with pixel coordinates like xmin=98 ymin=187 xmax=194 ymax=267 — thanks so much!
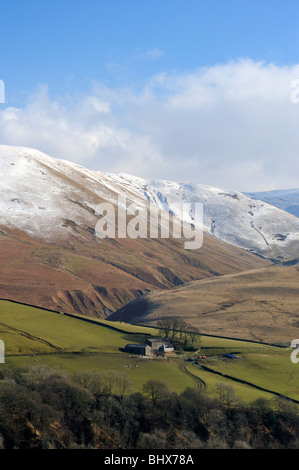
xmin=187 ymin=326 xmax=200 ymax=348
xmin=157 ymin=318 xmax=173 ymax=339
xmin=157 ymin=317 xmax=200 ymax=350
xmin=176 ymin=318 xmax=188 ymax=343
xmin=113 ymin=372 xmax=134 ymax=400
xmin=74 ymin=370 xmax=132 ymax=399
xmin=143 ymin=380 xmax=170 ymax=406
xmin=216 ymin=383 xmax=239 ymax=413
xmin=170 ymin=317 xmax=180 ymax=341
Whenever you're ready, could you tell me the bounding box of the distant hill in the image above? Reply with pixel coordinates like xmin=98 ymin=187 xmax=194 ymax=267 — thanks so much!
xmin=107 ymin=263 xmax=299 ymax=344
xmin=245 ymin=188 xmax=299 ymax=218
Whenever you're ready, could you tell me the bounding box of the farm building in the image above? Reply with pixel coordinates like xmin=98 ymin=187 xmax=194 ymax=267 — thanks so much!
xmin=124 ymin=337 xmax=174 ymax=356
xmin=145 ymin=338 xmax=173 ymax=351
xmin=124 ymin=344 xmax=152 ymax=355
xmin=145 ymin=338 xmax=164 ymax=349
xmin=162 ymin=343 xmax=174 ymax=353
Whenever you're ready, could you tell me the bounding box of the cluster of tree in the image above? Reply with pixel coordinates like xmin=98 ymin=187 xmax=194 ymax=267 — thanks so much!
xmin=157 ymin=317 xmax=199 ymax=349
xmin=0 ymin=365 xmax=298 ymax=449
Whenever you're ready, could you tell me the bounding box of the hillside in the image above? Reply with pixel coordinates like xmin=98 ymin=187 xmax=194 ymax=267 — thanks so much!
xmin=103 ymin=172 xmax=299 ymax=259
xmin=107 ymin=263 xmax=299 ymax=344
xmin=0 ymin=145 xmax=271 ymax=317
xmin=0 ymin=226 xmax=269 ymax=317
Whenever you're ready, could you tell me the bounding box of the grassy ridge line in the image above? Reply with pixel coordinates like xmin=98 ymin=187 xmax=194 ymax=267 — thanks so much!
xmin=0 ymin=297 xmax=62 ymax=314
xmin=0 ymin=297 xmax=157 ymax=336
xmin=0 ymin=299 xmax=285 ymax=357
xmin=199 ymin=364 xmax=299 ymax=404
xmin=0 ymin=298 xmax=286 ymax=348
xmin=135 ymin=322 xmax=288 ymax=348
xmin=0 ymin=300 xmax=154 ymax=355
xmin=62 ymin=312 xmax=158 ymax=335
xmin=0 ymin=319 xmax=63 ymax=353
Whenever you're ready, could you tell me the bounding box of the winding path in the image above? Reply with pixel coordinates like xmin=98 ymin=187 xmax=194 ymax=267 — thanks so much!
xmin=179 ymin=362 xmax=206 ymax=391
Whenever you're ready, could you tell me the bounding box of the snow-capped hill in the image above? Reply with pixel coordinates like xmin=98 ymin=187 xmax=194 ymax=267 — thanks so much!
xmin=0 ymin=145 xmax=298 ymax=260
xmin=103 ymin=172 xmax=299 ymax=260
xmin=245 ymin=189 xmax=299 ymax=218
xmin=0 ymin=145 xmax=150 ymax=241
xmin=0 ymin=145 xmax=101 ymax=240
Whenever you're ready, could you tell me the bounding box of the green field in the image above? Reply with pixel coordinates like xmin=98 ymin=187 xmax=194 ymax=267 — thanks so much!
xmin=200 ymin=351 xmax=299 ymax=401
xmin=0 ymin=299 xmax=298 ymax=402
xmin=187 ymin=364 xmax=276 ymax=402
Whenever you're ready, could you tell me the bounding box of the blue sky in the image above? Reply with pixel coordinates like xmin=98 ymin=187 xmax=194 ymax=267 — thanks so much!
xmin=2 ymin=0 xmax=299 ymax=103
xmin=1 ymin=0 xmax=299 ymax=190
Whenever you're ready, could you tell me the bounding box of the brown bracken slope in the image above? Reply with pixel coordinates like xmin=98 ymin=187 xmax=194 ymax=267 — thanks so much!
xmin=107 ymin=262 xmax=299 ymax=344
xmin=0 ymin=225 xmax=270 ymax=318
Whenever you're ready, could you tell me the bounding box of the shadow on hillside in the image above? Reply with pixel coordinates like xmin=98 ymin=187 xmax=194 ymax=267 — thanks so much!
xmin=120 ymin=333 xmax=151 ymax=345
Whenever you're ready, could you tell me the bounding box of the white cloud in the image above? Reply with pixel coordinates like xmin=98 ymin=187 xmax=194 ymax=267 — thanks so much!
xmin=0 ymin=84 xmax=163 ymax=178
xmin=146 ymin=48 xmax=165 ymax=59
xmin=1 ymin=59 xmax=299 ymax=191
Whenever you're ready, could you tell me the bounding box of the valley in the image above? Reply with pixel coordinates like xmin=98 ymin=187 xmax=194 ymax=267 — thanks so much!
xmin=0 ymin=299 xmax=298 ymax=405
xmin=108 ymin=263 xmax=299 ymax=344
xmin=0 ymin=146 xmax=273 ymax=318
xmin=0 ymin=145 xmax=298 ymax=422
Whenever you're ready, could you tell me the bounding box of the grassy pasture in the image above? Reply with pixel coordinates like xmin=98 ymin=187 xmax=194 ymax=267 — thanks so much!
xmin=187 ymin=364 xmax=276 ymax=403
xmin=203 ymin=351 xmax=299 ymax=401
xmin=0 ymin=300 xmax=155 ymax=354
xmin=5 ymin=354 xmax=195 ymax=394
xmin=0 ymin=299 xmax=298 ymax=402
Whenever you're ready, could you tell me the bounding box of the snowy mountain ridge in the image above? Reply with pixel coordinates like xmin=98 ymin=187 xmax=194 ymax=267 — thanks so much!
xmin=102 ymin=172 xmax=299 ymax=259
xmin=0 ymin=145 xmax=298 ymax=260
